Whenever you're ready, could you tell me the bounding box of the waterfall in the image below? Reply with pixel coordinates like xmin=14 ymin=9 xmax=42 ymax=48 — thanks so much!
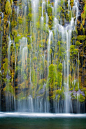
xmin=5 ymin=37 xmax=15 ymax=111
xmin=17 ymin=37 xmax=28 ymax=111
xmin=0 ymin=0 xmax=85 ymax=113
xmin=47 ymin=30 xmax=53 ymax=74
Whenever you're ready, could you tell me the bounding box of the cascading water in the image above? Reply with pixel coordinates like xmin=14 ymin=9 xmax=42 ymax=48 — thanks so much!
xmin=5 ymin=37 xmax=14 ymax=111
xmin=47 ymin=30 xmax=53 ymax=74
xmin=0 ymin=0 xmax=85 ymax=113
xmin=17 ymin=37 xmax=28 ymax=111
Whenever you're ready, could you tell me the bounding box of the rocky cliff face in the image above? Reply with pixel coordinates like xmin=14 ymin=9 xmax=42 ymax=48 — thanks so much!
xmin=78 ymin=0 xmax=86 ymax=88
xmin=0 ymin=0 xmax=86 ymax=113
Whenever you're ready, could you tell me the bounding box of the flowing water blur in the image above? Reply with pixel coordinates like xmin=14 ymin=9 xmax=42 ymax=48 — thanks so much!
xmin=0 ymin=0 xmax=85 ymax=113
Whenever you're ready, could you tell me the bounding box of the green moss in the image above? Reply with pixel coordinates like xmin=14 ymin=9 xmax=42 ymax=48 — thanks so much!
xmin=10 ymin=0 xmax=13 ymax=5
xmin=2 ymin=58 xmax=8 ymax=75
xmin=82 ymin=88 xmax=86 ymax=97
xmin=33 ymin=56 xmax=37 ymax=61
xmin=5 ymin=1 xmax=12 ymax=15
xmin=18 ymin=16 xmax=23 ymax=24
xmin=47 ymin=5 xmax=54 ymax=30
xmin=78 ymin=94 xmax=85 ymax=103
xmin=77 ymin=35 xmax=86 ymax=40
xmin=75 ymin=41 xmax=81 ymax=46
xmin=48 ymin=64 xmax=57 ymax=88
xmin=28 ymin=13 xmax=32 ymax=21
xmin=70 ymin=0 xmax=74 ymax=8
xmin=14 ymin=36 xmax=21 ymax=43
xmin=39 ymin=79 xmax=46 ymax=85
xmin=81 ymin=4 xmax=86 ymax=25
xmin=23 ymin=73 xmax=27 ymax=80
xmin=57 ymin=6 xmax=62 ymax=13
xmin=71 ymin=92 xmax=77 ymax=100
xmin=15 ymin=43 xmax=19 ymax=50
xmin=28 ymin=44 xmax=31 ymax=50
xmin=11 ymin=21 xmax=17 ymax=28
xmin=70 ymin=45 xmax=78 ymax=57
xmin=31 ymin=67 xmax=37 ymax=98
xmin=61 ymin=0 xmax=64 ymax=6
xmin=58 ymin=63 xmax=62 ymax=72
xmin=4 ymin=79 xmax=14 ymax=95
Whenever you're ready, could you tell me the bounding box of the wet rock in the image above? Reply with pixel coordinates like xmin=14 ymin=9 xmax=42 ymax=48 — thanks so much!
xmin=0 ymin=12 xmax=4 ymax=19
xmin=72 ymin=100 xmax=78 ymax=113
xmin=39 ymin=84 xmax=46 ymax=94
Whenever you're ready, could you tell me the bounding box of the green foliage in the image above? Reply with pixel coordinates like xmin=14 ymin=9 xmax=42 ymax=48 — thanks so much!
xmin=15 ymin=36 xmax=21 ymax=43
xmin=12 ymin=30 xmax=17 ymax=37
xmin=4 ymin=79 xmax=14 ymax=95
xmin=57 ymin=6 xmax=62 ymax=13
xmin=58 ymin=63 xmax=62 ymax=72
xmin=57 ymin=72 xmax=62 ymax=88
xmin=5 ymin=1 xmax=12 ymax=15
xmin=71 ymin=92 xmax=77 ymax=100
xmin=23 ymin=73 xmax=27 ymax=80
xmin=11 ymin=21 xmax=17 ymax=28
xmin=39 ymin=79 xmax=46 ymax=86
xmin=70 ymin=45 xmax=78 ymax=59
xmin=0 ymin=0 xmax=86 ymax=104
xmin=78 ymin=94 xmax=85 ymax=103
xmin=18 ymin=16 xmax=23 ymax=24
xmin=81 ymin=4 xmax=86 ymax=25
xmin=15 ymin=43 xmax=19 ymax=50
xmin=33 ymin=56 xmax=37 ymax=61
xmin=77 ymin=35 xmax=86 ymax=40
xmin=47 ymin=6 xmax=52 ymax=15
xmin=61 ymin=0 xmax=64 ymax=6
xmin=70 ymin=0 xmax=74 ymax=8
xmin=2 ymin=58 xmax=8 ymax=75
xmin=47 ymin=5 xmax=53 ymax=30
xmin=75 ymin=41 xmax=81 ymax=46
xmin=10 ymin=0 xmax=13 ymax=5
xmin=75 ymin=82 xmax=79 ymax=91
xmin=31 ymin=67 xmax=37 ymax=98
xmin=48 ymin=64 xmax=56 ymax=88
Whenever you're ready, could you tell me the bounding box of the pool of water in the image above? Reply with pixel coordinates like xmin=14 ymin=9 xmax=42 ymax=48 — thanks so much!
xmin=0 ymin=116 xmax=86 ymax=129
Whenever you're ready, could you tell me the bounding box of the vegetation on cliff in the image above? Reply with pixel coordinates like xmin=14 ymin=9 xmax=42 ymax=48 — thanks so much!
xmin=0 ymin=0 xmax=86 ymax=111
